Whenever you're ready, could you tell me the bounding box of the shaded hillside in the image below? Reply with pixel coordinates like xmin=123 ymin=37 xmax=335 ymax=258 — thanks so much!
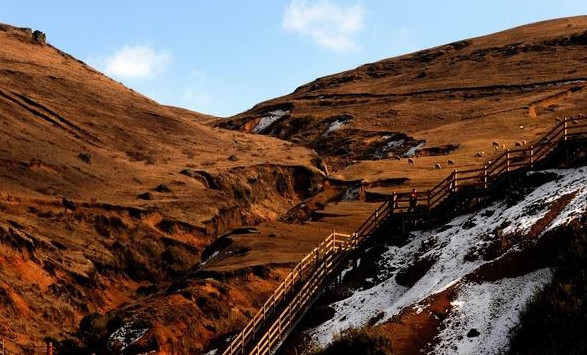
xmin=219 ymin=16 xmax=587 ymax=179
xmin=0 ymin=24 xmax=325 ymax=353
xmin=295 ymin=167 xmax=587 ymax=355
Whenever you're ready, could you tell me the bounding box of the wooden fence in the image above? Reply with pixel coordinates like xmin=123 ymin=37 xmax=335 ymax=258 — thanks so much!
xmin=389 ymin=116 xmax=587 ymax=213
xmin=220 ymin=115 xmax=587 ymax=355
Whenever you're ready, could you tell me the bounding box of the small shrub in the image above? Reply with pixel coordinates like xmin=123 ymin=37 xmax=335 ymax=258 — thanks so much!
xmin=161 ymin=245 xmax=196 ymax=276
xmin=126 ymin=149 xmax=157 ymax=164
xmin=78 ymin=152 xmax=92 ymax=164
xmin=154 ymin=184 xmax=171 ymax=193
xmin=196 ymin=293 xmax=229 ymax=320
xmin=182 ymin=148 xmax=196 ymax=159
xmin=135 ymin=285 xmax=158 ymax=296
xmin=77 ymin=312 xmax=123 ymax=352
xmin=180 ymin=168 xmax=195 ymax=177
xmin=228 ymin=154 xmax=239 ymax=161
xmin=138 ymin=192 xmax=153 ymax=200
xmin=317 ymin=327 xmax=393 ymax=355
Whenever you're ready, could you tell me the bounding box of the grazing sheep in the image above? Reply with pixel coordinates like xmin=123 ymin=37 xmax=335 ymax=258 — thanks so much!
xmin=394 ymin=155 xmax=402 ymax=161
xmin=435 ymin=163 xmax=442 ymax=170
xmin=475 ymin=151 xmax=485 ymax=157
xmin=448 ymin=159 xmax=455 ymax=165
xmin=492 ymin=141 xmax=500 ymax=150
xmin=415 ymin=153 xmax=422 ymax=158
xmin=519 ymin=125 xmax=525 ymax=130
xmin=522 ymin=139 xmax=527 ymax=146
xmin=501 ymin=144 xmax=506 ymax=150
xmin=407 ymin=158 xmax=415 ymax=165
xmin=62 ymin=198 xmax=76 ymax=213
xmin=555 ymin=117 xmax=563 ymax=123
xmin=572 ymin=120 xmax=579 ymax=125
xmin=515 ymin=141 xmax=522 ymax=147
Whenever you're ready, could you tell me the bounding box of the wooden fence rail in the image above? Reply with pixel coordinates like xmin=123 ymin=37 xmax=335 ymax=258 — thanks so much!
xmin=389 ymin=116 xmax=587 ymax=214
xmin=220 ymin=115 xmax=587 ymax=355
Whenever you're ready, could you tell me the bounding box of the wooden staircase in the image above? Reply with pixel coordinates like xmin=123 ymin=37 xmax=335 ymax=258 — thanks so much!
xmin=221 ymin=116 xmax=587 ymax=355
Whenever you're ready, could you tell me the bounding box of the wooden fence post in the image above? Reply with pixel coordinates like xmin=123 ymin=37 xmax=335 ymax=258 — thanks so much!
xmin=47 ymin=341 xmax=54 ymax=355
xmin=529 ymin=145 xmax=534 ymax=169
xmin=483 ymin=165 xmax=488 ymax=189
xmin=506 ymin=149 xmax=511 ymax=172
xmin=452 ymin=170 xmax=458 ymax=192
xmin=426 ymin=190 xmax=431 ymax=211
xmin=1 ymin=338 xmax=4 ymax=355
xmin=316 ymin=248 xmax=320 ymax=266
xmin=390 ymin=192 xmax=396 ymax=215
xmin=564 ymin=118 xmax=568 ymax=141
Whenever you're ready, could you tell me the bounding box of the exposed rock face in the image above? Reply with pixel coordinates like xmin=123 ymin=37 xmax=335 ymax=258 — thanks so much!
xmin=32 ymin=30 xmax=46 ymax=45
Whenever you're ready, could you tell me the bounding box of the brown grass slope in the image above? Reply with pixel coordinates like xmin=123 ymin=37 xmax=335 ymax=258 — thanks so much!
xmin=0 ymin=24 xmax=325 ymax=353
xmin=2 ymin=16 xmax=587 ymax=354
xmin=219 ymin=16 xmax=587 ymax=187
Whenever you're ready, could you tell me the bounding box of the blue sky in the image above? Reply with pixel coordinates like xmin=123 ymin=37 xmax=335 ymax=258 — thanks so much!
xmin=1 ymin=1 xmax=586 ymax=117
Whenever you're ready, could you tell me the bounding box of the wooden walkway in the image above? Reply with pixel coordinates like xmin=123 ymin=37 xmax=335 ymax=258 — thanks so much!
xmin=220 ymin=116 xmax=587 ymax=355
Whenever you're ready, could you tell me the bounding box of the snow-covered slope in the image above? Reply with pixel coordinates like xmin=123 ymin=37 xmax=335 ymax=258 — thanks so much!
xmin=306 ymin=167 xmax=587 ymax=354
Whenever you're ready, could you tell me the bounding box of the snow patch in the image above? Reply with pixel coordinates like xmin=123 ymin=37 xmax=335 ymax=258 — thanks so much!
xmin=305 ymin=167 xmax=587 ymax=351
xmin=322 ymin=119 xmax=349 ymax=137
xmin=200 ymin=251 xmax=220 ymax=267
xmin=403 ymin=142 xmax=426 ymax=158
xmin=373 ymin=136 xmax=406 ymax=159
xmin=108 ymin=321 xmax=150 ymax=352
xmin=550 ymin=79 xmax=586 ymax=87
xmin=253 ymin=110 xmax=289 ymax=133
xmin=433 ymin=269 xmax=552 ymax=355
xmin=341 ymin=185 xmax=360 ymax=201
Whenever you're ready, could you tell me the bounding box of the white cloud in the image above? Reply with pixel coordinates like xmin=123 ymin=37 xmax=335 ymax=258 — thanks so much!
xmin=179 ymin=70 xmax=212 ymax=112
xmin=182 ymin=86 xmax=212 ymax=112
xmin=282 ymin=0 xmax=365 ymax=51
xmin=101 ymin=44 xmax=171 ymax=79
xmin=390 ymin=28 xmax=419 ymax=55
